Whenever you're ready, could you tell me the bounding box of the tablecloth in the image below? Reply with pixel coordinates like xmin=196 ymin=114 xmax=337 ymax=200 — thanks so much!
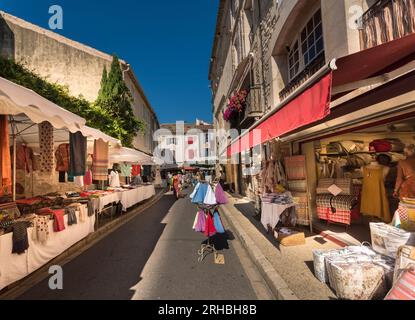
xmin=261 ymin=202 xmax=296 ymax=230
xmin=0 ymin=205 xmax=95 ymax=291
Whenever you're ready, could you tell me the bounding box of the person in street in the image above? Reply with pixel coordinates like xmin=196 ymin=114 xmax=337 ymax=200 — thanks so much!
xmin=173 ymin=173 xmax=182 ymax=199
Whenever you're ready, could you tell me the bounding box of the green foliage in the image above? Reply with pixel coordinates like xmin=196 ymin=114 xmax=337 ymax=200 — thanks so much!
xmin=95 ymin=55 xmax=145 ymax=147
xmin=0 ymin=56 xmax=145 ymax=147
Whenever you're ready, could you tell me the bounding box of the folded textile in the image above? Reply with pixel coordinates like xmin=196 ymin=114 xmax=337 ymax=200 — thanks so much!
xmin=66 ymin=207 xmax=78 ymax=226
xmin=11 ymin=221 xmax=31 ymax=254
xmin=52 ymin=210 xmax=65 ymax=232
xmin=32 ymin=215 xmax=50 ymax=244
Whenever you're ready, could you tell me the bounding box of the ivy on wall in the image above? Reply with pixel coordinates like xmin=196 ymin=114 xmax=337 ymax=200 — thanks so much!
xmin=0 ymin=56 xmax=145 ymax=147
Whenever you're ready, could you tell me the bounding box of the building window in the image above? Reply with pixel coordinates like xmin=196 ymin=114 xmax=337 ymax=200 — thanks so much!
xmin=188 ymin=137 xmax=194 ymax=145
xmin=288 ymin=9 xmax=324 ymax=81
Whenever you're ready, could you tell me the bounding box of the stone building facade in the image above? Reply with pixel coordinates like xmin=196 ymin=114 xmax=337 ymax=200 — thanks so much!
xmin=0 ymin=10 xmax=159 ymax=155
xmin=209 ymin=0 xmax=383 ymax=199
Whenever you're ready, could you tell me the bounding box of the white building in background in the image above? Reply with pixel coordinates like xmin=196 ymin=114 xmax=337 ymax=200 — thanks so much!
xmin=156 ymin=120 xmax=215 ymax=167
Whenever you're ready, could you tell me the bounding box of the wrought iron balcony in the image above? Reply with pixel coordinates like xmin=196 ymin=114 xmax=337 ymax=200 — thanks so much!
xmin=359 ymin=0 xmax=415 ymax=50
xmin=279 ymin=53 xmax=325 ymax=101
xmin=239 ymin=86 xmax=263 ymax=129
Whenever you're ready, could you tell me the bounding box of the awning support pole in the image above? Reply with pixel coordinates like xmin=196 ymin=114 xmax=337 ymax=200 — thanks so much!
xmin=9 ymin=116 xmax=17 ymax=201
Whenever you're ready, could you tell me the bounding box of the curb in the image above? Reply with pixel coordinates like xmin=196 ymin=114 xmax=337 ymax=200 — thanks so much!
xmin=0 ymin=189 xmax=165 ymax=300
xmin=219 ymin=203 xmax=298 ymax=301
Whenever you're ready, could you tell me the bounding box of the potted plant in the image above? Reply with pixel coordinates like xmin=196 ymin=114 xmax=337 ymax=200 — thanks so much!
xmin=223 ymin=89 xmax=249 ymax=127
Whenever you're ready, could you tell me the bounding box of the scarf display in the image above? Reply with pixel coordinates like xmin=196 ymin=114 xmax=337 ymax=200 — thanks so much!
xmin=32 ymin=215 xmax=50 ymax=244
xmin=191 ymin=183 xmax=209 ymax=204
xmin=66 ymin=207 xmax=78 ymax=226
xmin=69 ymin=131 xmax=87 ymax=177
xmin=55 ymin=143 xmax=70 ymax=173
xmin=83 ymin=169 xmax=93 ymax=186
xmin=52 ymin=210 xmax=65 ymax=232
xmin=204 ymin=212 xmax=217 ymax=237
xmin=38 ymin=121 xmax=54 ymax=174
xmin=0 ymin=115 xmax=11 ymax=196
xmin=194 ymin=210 xmax=206 ymax=233
xmin=11 ymin=221 xmax=30 ymax=255
xmin=93 ymin=139 xmax=109 ymax=181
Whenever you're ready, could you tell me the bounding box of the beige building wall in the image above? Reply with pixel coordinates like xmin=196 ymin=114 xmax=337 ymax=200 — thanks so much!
xmin=0 ymin=11 xmax=159 ymax=155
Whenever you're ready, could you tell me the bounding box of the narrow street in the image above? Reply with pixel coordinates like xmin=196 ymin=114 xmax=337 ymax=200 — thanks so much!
xmin=17 ymin=189 xmax=270 ymax=300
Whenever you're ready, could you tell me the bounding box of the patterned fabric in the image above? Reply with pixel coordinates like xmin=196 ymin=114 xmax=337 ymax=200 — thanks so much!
xmin=132 ymin=165 xmax=141 ymax=177
xmin=15 ymin=144 xmax=34 ymax=173
xmin=93 ymin=139 xmax=109 ymax=181
xmin=0 ymin=202 xmax=21 ymax=221
xmin=316 ymin=178 xmax=335 ymax=194
xmin=0 ymin=115 xmax=11 ymax=196
xmin=83 ymin=169 xmax=93 ymax=186
xmin=385 ymin=266 xmax=415 ymax=300
xmin=38 ymin=121 xmax=54 ymax=174
xmin=11 ymin=221 xmax=31 ymax=254
xmin=317 ymin=206 xmax=351 ymax=226
xmin=291 ymin=192 xmax=309 ymax=226
xmin=32 ymin=215 xmax=50 ymax=244
xmin=69 ymin=131 xmax=87 ymax=177
xmin=316 ymin=194 xmax=357 ymax=211
xmin=66 ymin=207 xmax=78 ymax=226
xmin=287 ymin=180 xmax=307 ymax=192
xmin=285 ymin=156 xmax=306 ymax=180
xmin=55 ymin=143 xmax=70 ymax=172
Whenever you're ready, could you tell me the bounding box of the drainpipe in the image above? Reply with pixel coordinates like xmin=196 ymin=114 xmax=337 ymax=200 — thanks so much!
xmin=122 ymin=63 xmax=131 ymax=81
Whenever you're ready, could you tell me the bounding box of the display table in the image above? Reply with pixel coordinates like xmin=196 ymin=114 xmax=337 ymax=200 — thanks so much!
xmin=97 ymin=192 xmax=122 ymax=213
xmin=0 ymin=206 xmax=95 ymax=291
xmin=119 ymin=185 xmax=156 ymax=211
xmin=261 ymin=202 xmax=296 ymax=230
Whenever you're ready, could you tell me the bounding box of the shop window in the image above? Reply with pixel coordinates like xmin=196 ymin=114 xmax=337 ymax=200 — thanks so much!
xmin=188 ymin=149 xmax=195 ymax=160
xmin=188 ymin=137 xmax=194 ymax=145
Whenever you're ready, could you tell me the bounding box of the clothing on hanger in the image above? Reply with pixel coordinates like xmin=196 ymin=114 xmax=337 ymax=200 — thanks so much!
xmin=38 ymin=121 xmax=54 ymax=174
xmin=119 ymin=163 xmax=132 ymax=177
xmin=69 ymin=131 xmax=87 ymax=177
xmin=192 ymin=183 xmax=209 ymax=204
xmin=93 ymin=139 xmax=109 ymax=181
xmin=0 ymin=115 xmax=11 ymax=196
xmin=213 ymin=211 xmax=225 ymax=234
xmin=203 ymin=184 xmax=217 ymax=205
xmin=109 ymin=170 xmax=121 ymax=188
xmin=215 ymin=183 xmax=228 ymax=204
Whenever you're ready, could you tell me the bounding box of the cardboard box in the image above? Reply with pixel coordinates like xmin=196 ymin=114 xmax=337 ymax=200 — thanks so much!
xmin=275 ymin=228 xmax=306 ymax=246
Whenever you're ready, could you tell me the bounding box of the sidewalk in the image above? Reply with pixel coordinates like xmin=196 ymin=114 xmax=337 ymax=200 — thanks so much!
xmin=220 ymin=194 xmax=340 ymax=300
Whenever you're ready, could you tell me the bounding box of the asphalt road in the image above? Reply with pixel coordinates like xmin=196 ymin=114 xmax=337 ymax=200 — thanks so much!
xmin=18 ymin=189 xmax=261 ymax=300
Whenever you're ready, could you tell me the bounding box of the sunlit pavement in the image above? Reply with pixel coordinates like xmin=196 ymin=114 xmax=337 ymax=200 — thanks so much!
xmin=17 ymin=189 xmax=260 ymax=300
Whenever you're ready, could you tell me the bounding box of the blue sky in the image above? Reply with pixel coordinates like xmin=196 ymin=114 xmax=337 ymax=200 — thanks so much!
xmin=0 ymin=0 xmax=219 ymax=124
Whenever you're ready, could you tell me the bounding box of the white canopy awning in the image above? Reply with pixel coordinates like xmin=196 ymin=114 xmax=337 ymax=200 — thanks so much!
xmin=110 ymin=147 xmax=155 ymax=165
xmin=0 ymin=77 xmax=86 ymax=133
xmin=79 ymin=126 xmax=121 ymax=146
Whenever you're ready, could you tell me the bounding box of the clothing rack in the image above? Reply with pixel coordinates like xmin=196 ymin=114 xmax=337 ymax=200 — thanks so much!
xmin=196 ymin=203 xmax=219 ymax=262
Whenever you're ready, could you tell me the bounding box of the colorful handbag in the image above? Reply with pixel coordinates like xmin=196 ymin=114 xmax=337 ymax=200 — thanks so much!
xmin=333 ymin=178 xmax=353 ymax=195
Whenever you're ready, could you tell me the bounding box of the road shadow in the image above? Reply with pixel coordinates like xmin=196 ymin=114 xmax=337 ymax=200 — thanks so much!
xmin=17 ymin=195 xmax=177 ymax=300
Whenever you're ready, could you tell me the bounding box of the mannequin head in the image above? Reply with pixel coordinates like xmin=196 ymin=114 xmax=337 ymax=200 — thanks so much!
xmin=404 ymin=144 xmax=415 ymax=157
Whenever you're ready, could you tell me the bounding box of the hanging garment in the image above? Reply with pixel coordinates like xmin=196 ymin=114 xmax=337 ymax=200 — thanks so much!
xmin=396 ymin=156 xmax=415 ymax=199
xmin=14 ymin=144 xmax=34 ymax=173
xmin=69 ymin=131 xmax=87 ymax=177
xmin=195 ymin=210 xmax=206 ymax=233
xmin=190 ymin=183 xmax=200 ymax=199
xmin=109 ymin=171 xmax=121 ymax=188
xmin=204 ymin=184 xmax=217 ymax=205
xmin=93 ymin=139 xmax=109 ymax=181
xmin=192 ymin=211 xmax=199 ymax=229
xmin=142 ymin=165 xmax=151 ymax=177
xmin=58 ymin=171 xmax=66 ymax=183
xmin=32 ymin=215 xmax=50 ymax=244
xmin=191 ymin=183 xmax=208 ymax=204
xmin=215 ymin=183 xmax=228 ymax=205
xmin=0 ymin=115 xmax=12 ymax=196
xmin=74 ymin=176 xmax=84 ymax=188
xmin=213 ymin=211 xmax=225 ymax=234
xmin=78 ymin=205 xmax=87 ymax=223
xmin=204 ymin=212 xmax=217 ymax=237
xmin=132 ymin=165 xmax=141 ymax=177
xmin=55 ymin=143 xmax=70 ymax=172
xmin=83 ymin=169 xmax=93 ymax=186
xmin=119 ymin=163 xmax=132 ymax=177
xmin=361 ymin=166 xmax=391 ymax=222
xmin=38 ymin=121 xmax=54 ymax=174
xmin=52 ymin=210 xmax=65 ymax=232
xmin=87 ymin=199 xmax=96 ymax=217
xmin=11 ymin=221 xmax=30 ymax=255
xmin=66 ymin=207 xmax=78 ymax=226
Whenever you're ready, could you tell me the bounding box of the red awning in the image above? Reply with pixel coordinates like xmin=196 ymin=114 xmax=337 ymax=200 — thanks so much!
xmin=228 ymin=72 xmax=332 ymax=156
xmin=333 ymin=32 xmax=415 ymax=87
